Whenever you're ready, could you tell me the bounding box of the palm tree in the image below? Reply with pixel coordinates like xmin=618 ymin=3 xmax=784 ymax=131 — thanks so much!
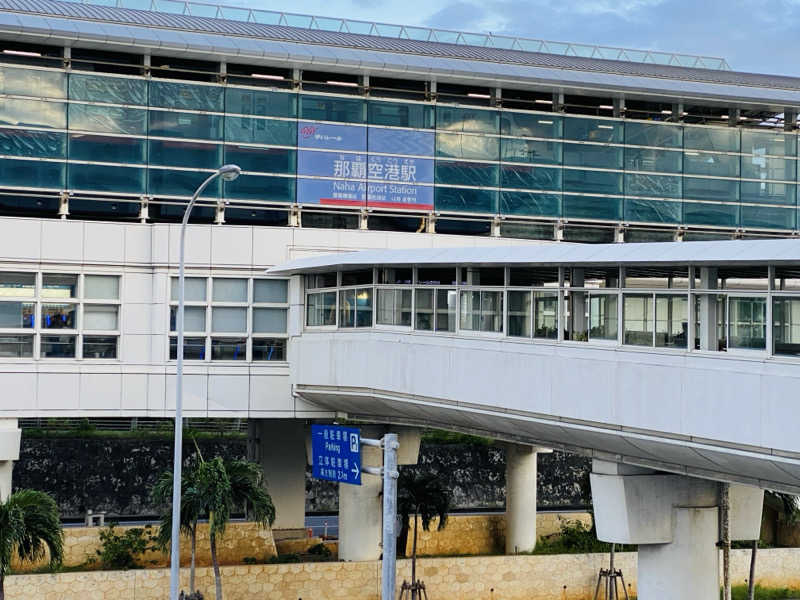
xmin=397 ymin=470 xmax=451 ymax=599
xmin=152 ymin=454 xmax=275 ymax=600
xmin=152 ymin=457 xmax=206 ymax=595
xmin=0 ymin=489 xmax=64 ymax=600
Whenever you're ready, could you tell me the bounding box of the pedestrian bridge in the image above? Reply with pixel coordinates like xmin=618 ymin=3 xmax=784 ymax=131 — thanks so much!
xmin=270 ymin=239 xmax=800 ymax=496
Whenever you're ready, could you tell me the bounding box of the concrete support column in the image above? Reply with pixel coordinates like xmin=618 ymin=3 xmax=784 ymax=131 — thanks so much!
xmin=252 ymin=419 xmax=307 ymax=530
xmin=337 ymin=426 xmax=421 ymax=561
xmin=338 ymin=442 xmax=383 ymax=561
xmin=571 ymin=268 xmax=587 ymax=339
xmin=505 ymin=444 xmax=538 ymax=554
xmin=0 ymin=418 xmax=21 ymax=501
xmin=590 ymin=460 xmax=763 ymax=600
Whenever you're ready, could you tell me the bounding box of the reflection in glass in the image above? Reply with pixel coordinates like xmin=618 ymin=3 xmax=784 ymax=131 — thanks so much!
xmin=435 ymin=132 xmax=499 ymax=161
xmin=414 ymin=289 xmax=433 ymax=331
xmin=68 ymin=104 xmax=145 ymax=135
xmin=459 ymin=290 xmax=502 ymax=332
xmin=339 ymin=288 xmax=372 ymax=328
xmin=507 ymin=290 xmax=531 ymax=337
xmin=376 ymin=288 xmax=412 ymax=327
xmin=252 ymin=338 xmax=287 ymax=361
xmin=728 ymin=297 xmax=766 ymax=350
xmin=589 ymin=294 xmax=618 ymax=341
xmin=211 ymin=337 xmax=247 ymax=360
xmin=436 ymin=289 xmax=456 ymax=332
xmin=41 ymin=335 xmax=76 ymax=358
xmin=0 ymin=334 xmax=33 ymax=358
xmin=307 ymin=291 xmax=336 ymax=326
xmin=655 ymin=295 xmax=688 ymax=347
xmin=534 ymin=292 xmax=558 ymax=339
xmin=623 ymin=294 xmax=653 ymax=346
xmin=0 ymin=272 xmax=34 ymax=297
xmin=0 ymin=302 xmax=34 ymax=328
xmin=773 ymin=297 xmax=800 ymax=356
xmin=42 ymin=304 xmax=76 ymax=329
xmin=83 ymin=336 xmax=117 ymax=359
xmin=170 ymin=336 xmax=206 ymax=360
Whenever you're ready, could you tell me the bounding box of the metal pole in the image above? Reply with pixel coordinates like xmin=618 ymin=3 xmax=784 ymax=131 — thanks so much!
xmin=169 ymin=170 xmax=228 ymax=600
xmin=381 ymin=433 xmax=400 ymax=600
xmin=720 ymin=483 xmax=731 ymax=600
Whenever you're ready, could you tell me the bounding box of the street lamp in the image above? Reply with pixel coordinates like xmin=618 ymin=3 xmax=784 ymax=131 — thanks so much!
xmin=169 ymin=164 xmax=241 ymax=600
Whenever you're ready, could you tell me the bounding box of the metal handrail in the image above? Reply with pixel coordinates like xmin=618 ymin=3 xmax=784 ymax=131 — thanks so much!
xmin=62 ymin=0 xmax=731 ymax=70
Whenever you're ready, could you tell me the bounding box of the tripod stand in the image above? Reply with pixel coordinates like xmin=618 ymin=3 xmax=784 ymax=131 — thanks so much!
xmin=398 ymin=580 xmax=429 ymax=600
xmin=593 ymin=544 xmax=629 ymax=600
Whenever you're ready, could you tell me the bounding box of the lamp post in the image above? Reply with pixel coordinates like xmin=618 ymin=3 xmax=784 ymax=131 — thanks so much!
xmin=169 ymin=164 xmax=241 ymax=600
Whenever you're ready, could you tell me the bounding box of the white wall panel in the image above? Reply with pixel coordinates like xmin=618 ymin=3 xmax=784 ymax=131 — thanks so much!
xmin=41 ymin=220 xmax=83 ymax=263
xmin=249 ymin=373 xmax=293 ymax=414
xmin=168 ymin=224 xmax=211 ymax=266
xmin=121 ymin=304 xmax=152 ymax=335
xmin=147 ymin=373 xmax=166 ymax=413
xmin=208 ymin=374 xmax=249 ymax=414
xmin=121 ymin=272 xmax=153 ymax=303
xmin=120 ymin=333 xmax=152 ymax=363
xmin=252 ymin=227 xmax=293 ymax=267
xmin=165 ymin=373 xmax=208 ymax=415
xmin=121 ymin=373 xmax=148 ymax=412
xmin=79 ymin=373 xmax=122 ymax=411
xmin=211 ymin=226 xmax=253 ymax=267
xmin=84 ymin=222 xmax=125 ymax=264
xmin=124 ymin=224 xmax=152 ymax=264
xmin=0 ymin=373 xmax=36 ymax=411
xmin=0 ymin=219 xmax=39 ymax=262
xmin=37 ymin=373 xmax=79 ymax=411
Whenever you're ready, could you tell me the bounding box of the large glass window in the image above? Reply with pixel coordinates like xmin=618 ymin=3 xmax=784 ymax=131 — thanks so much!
xmin=742 ymin=130 xmax=796 ymax=157
xmin=589 ymin=294 xmax=618 ymax=341
xmin=0 ymin=129 xmax=65 ymax=159
xmin=149 ymin=81 xmax=223 ymax=112
xmin=42 ymin=274 xmax=77 ymax=298
xmin=435 ymin=187 xmax=497 ymax=214
xmin=226 ymin=87 xmax=296 ymax=118
xmin=300 ymin=95 xmax=365 ymax=123
xmin=728 ymin=297 xmax=766 ymax=350
xmin=436 ymin=106 xmax=498 ymax=134
xmin=534 ymin=292 xmax=558 ymax=339
xmin=0 ymin=66 xmax=66 ymax=98
xmin=83 ymin=336 xmax=117 ymax=359
xmin=435 ymin=161 xmax=498 ymax=187
xmin=436 ymin=133 xmax=499 ymax=161
xmin=253 ymin=308 xmax=287 ymax=333
xmin=684 ymin=126 xmax=740 ymax=152
xmin=0 ymin=302 xmax=34 ymax=328
xmin=501 ymin=113 xmax=562 ymax=139
xmin=0 ymin=272 xmax=35 ymax=297
xmin=0 ymin=98 xmax=66 ymax=130
xmin=254 ymin=280 xmax=288 ymax=303
xmin=414 ymin=288 xmax=433 ymax=331
xmin=83 ymin=305 xmax=118 ymax=330
xmin=563 ymin=118 xmax=623 ymax=143
xmin=149 ymin=140 xmax=222 ymax=169
xmin=500 ymin=138 xmax=561 ymax=165
xmin=42 ymin=303 xmax=76 ymax=329
xmin=69 ymin=74 xmax=146 ymax=105
xmin=213 ymin=278 xmax=247 ymax=302
xmin=69 ymin=104 xmax=146 ymax=135
xmin=684 ymin=152 xmax=740 ymax=177
xmin=211 ymin=338 xmax=247 ymax=360
xmin=376 ymin=288 xmax=412 ymax=327
xmin=563 ymin=170 xmax=622 ymax=195
xmin=224 ymin=116 xmax=296 ymax=146
xmin=655 ymin=295 xmax=688 ymax=348
xmin=252 ymin=338 xmax=286 ymax=361
xmin=507 ymin=290 xmax=531 ymax=337
xmin=69 ymin=135 xmax=146 ymax=164
xmin=741 ymin=156 xmax=796 ymax=182
xmin=459 ymin=290 xmax=502 ymax=332
xmin=169 ymin=306 xmax=206 ymax=332
xmin=623 ymin=294 xmax=653 ymax=346
xmin=149 ymin=110 xmax=223 ymax=140
xmin=773 ymin=296 xmax=800 ymax=356
xmin=436 ymin=289 xmax=456 ymax=332
xmin=624 ymin=122 xmax=682 ymax=148
xmin=171 ymin=277 xmax=206 ymax=302
xmin=339 ymin=288 xmax=373 ymax=327
xmin=368 ymin=101 xmax=433 ymax=129
xmin=0 ymin=334 xmax=33 ymax=358
xmin=625 ymin=148 xmax=682 ymax=174
xmin=501 ymin=165 xmax=561 ymax=191
xmin=211 ymin=307 xmax=247 ymax=333
xmin=307 ymin=291 xmax=336 ymax=326
xmin=68 ymin=164 xmax=146 ymax=195
xmin=85 ymin=276 xmax=119 ymax=300
xmin=170 ymin=337 xmax=206 ymax=360
xmin=41 ymin=335 xmax=75 ymax=358
xmin=563 ymin=143 xmax=623 ymax=169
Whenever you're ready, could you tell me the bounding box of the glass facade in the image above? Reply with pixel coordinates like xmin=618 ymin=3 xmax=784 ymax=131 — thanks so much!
xmin=0 ymin=63 xmax=798 ymax=232
xmin=305 ymin=264 xmax=800 ymax=359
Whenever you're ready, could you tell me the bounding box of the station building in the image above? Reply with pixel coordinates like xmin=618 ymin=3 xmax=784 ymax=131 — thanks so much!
xmin=0 ymin=0 xmax=797 ymax=587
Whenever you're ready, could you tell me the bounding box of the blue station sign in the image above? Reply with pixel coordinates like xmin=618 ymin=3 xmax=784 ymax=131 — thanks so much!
xmin=311 ymin=424 xmax=362 ymax=485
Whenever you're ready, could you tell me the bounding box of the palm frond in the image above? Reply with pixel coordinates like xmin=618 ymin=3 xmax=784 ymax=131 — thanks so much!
xmin=4 ymin=489 xmax=64 ymax=569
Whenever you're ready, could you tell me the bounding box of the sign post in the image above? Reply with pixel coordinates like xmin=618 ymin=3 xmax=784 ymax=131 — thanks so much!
xmin=311 ymin=425 xmax=400 ymax=600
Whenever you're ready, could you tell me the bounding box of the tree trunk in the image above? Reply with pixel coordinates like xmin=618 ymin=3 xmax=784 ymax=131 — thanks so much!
xmin=720 ymin=483 xmax=731 ymax=600
xmin=190 ymin=524 xmax=197 ymax=594
xmin=747 ymin=540 xmax=758 ymax=600
xmin=411 ymin=512 xmax=418 ymax=600
xmin=210 ymin=531 xmax=223 ymax=600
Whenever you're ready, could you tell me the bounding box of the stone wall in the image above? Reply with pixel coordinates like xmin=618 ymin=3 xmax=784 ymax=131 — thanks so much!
xmin=16 ymin=434 xmax=590 ymax=517
xmin=405 ymin=512 xmax=593 ymax=557
xmin=8 ymin=549 xmax=800 ymax=600
xmin=11 ymin=522 xmax=277 ymax=573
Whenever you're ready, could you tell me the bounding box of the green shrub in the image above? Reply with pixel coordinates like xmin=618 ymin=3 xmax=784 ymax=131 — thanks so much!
xmin=308 ymin=543 xmax=332 ymax=558
xmin=92 ymin=524 xmax=158 ymax=570
xmin=534 ymin=520 xmax=636 ymax=555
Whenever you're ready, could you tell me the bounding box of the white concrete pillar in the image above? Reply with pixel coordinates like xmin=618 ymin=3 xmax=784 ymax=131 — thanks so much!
xmin=253 ymin=419 xmax=307 ymax=530
xmin=505 ymin=444 xmax=538 ymax=554
xmin=338 ymin=442 xmax=383 ymax=561
xmin=699 ymin=267 xmax=719 ymax=351
xmin=0 ymin=419 xmax=21 ymax=501
xmin=590 ymin=460 xmax=764 ymax=600
xmin=337 ymin=426 xmax=421 ymax=561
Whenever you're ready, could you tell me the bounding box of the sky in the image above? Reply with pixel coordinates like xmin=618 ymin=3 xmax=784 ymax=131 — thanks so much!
xmin=232 ymin=0 xmax=800 ymax=76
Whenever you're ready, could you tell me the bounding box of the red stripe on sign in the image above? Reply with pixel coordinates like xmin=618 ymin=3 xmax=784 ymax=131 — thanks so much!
xmin=318 ymin=198 xmax=366 ymax=207
xmin=367 ymin=201 xmax=433 ymax=210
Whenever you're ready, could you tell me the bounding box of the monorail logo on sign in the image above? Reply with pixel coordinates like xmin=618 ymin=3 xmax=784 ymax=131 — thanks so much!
xmin=296 ymin=121 xmax=434 ymax=209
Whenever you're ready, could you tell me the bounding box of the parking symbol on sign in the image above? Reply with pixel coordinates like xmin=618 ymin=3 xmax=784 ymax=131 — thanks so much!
xmin=350 ymin=433 xmax=359 ymax=453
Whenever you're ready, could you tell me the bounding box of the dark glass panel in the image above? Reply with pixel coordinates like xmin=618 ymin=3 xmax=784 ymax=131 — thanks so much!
xmin=224 ymin=116 xmax=296 ymax=146
xmin=148 ymin=110 xmax=222 ymax=140
xmin=225 ymin=87 xmax=296 ymax=117
xmin=500 ymin=165 xmax=561 ymax=191
xmin=149 ymin=80 xmax=223 ymax=111
xmin=223 ymin=145 xmax=295 ymax=173
xmin=148 ymin=139 xmax=222 ymax=169
xmin=299 ymin=95 xmax=365 ymax=123
xmin=367 ymin=100 xmax=433 ymax=129
xmin=434 ymin=187 xmax=497 ymax=214
xmin=69 ymin=134 xmax=146 ymax=164
xmin=435 ymin=161 xmax=498 ymax=187
xmin=500 ymin=191 xmax=560 ymax=217
xmin=68 ymin=164 xmax=146 ymax=194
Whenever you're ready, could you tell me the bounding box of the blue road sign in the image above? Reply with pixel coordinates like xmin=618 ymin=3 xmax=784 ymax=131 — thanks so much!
xmin=311 ymin=424 xmax=361 ymax=485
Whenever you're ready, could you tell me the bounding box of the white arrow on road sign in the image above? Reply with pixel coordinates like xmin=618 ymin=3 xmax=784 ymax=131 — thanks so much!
xmin=352 ymin=463 xmax=359 ymax=477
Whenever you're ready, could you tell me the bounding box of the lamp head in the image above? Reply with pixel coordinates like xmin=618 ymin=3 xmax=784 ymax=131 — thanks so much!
xmin=218 ymin=164 xmax=241 ymax=182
